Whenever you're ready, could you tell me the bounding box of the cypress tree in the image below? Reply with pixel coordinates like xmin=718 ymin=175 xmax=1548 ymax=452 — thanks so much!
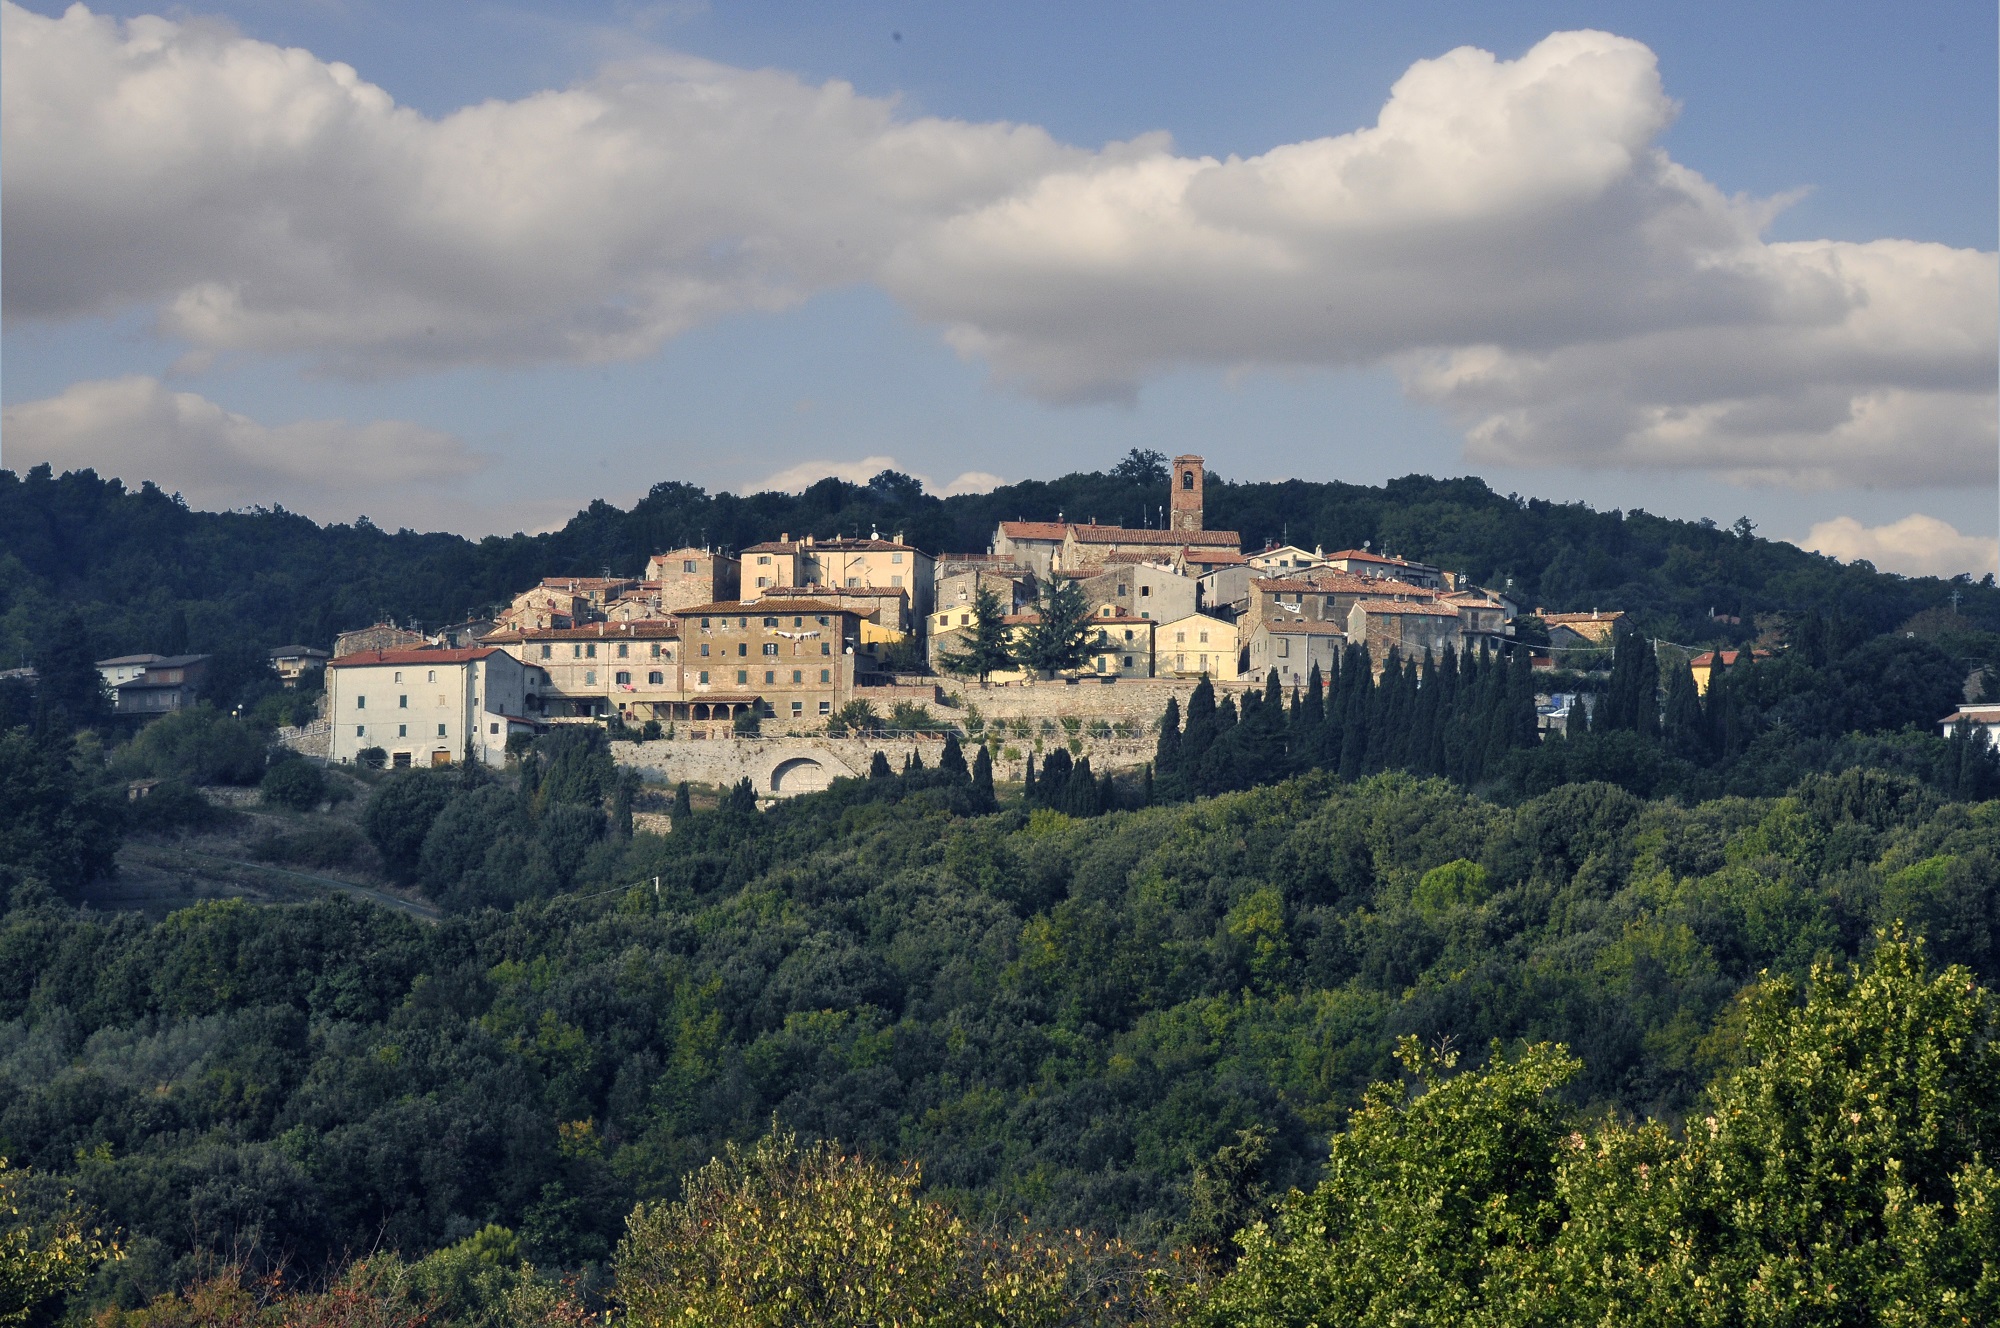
xmin=940 ymin=732 xmax=968 ymax=779
xmin=1505 ymin=644 xmax=1537 ymax=750
xmin=672 ymin=778 xmax=692 ymax=821
xmin=1338 ymin=644 xmax=1369 ymax=780
xmin=971 ymin=744 xmax=996 ymax=808
xmin=1156 ymin=695 xmax=1183 ymax=776
xmin=1024 ymin=752 xmax=1037 ymax=799
xmin=1662 ymin=659 xmax=1707 ymax=760
xmin=1061 ymin=756 xmax=1099 ymax=816
xmin=1410 ymin=648 xmax=1440 ymax=776
xmin=1039 ymin=747 xmax=1074 ymax=806
xmin=1302 ymin=661 xmax=1325 ymax=731
xmin=1142 ymin=762 xmax=1154 ymax=806
xmin=1100 ymin=768 xmax=1117 ymax=812
xmin=1182 ymin=678 xmax=1219 ymax=775
xmin=869 ymin=751 xmax=894 ymax=779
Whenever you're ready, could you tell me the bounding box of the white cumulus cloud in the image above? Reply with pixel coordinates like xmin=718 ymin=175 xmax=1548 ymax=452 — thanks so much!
xmin=1 ymin=375 xmax=489 ymax=525
xmin=1802 ymin=514 xmax=1999 ymax=579
xmin=750 ymin=455 xmax=1004 ymax=497
xmin=4 ymin=6 xmax=1993 ymax=491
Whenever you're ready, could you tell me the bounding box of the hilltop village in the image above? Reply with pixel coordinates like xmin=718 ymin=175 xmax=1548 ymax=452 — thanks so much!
xmin=93 ymin=457 xmax=1636 ymax=790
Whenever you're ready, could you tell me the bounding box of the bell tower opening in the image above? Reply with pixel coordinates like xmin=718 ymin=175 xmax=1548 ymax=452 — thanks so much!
xmin=1169 ymin=454 xmax=1205 ymax=532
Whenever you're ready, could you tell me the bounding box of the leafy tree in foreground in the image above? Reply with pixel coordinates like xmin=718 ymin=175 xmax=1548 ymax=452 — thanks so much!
xmin=1 ymin=1157 xmax=117 ymax=1327
xmin=1205 ymin=935 xmax=2000 ymax=1328
xmin=615 ymin=1128 xmax=1190 ymax=1327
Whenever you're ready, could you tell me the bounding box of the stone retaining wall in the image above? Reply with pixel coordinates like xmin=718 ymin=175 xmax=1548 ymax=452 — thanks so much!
xmin=613 ymin=731 xmax=1160 ymax=798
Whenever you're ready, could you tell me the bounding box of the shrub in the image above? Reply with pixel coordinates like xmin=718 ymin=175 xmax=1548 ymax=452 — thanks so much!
xmin=124 ymin=780 xmax=232 ymax=837
xmin=111 ymin=704 xmax=269 ymax=785
xmin=252 ymin=822 xmax=364 ymax=870
xmin=362 ymin=772 xmax=457 ymax=882
xmin=358 ymin=745 xmax=388 ymax=770
xmin=258 ymin=758 xmax=327 ymax=811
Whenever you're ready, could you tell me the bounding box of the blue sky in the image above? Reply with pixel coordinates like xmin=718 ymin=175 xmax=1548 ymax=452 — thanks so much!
xmin=3 ymin=1 xmax=1994 ymax=575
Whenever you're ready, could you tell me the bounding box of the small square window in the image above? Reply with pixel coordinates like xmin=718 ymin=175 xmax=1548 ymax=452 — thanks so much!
xmin=791 ymin=670 xmax=802 ymax=683
xmin=819 ymin=701 xmax=831 ymax=715
xmin=820 ymin=643 xmax=831 ymax=655
xmin=615 ymin=671 xmax=631 ymax=685
xmin=617 ymin=643 xmax=628 ymax=658
xmin=585 ymin=670 xmax=596 ymax=684
xmin=683 ymin=559 xmax=697 ymax=574
xmin=648 ymin=671 xmax=664 ymax=685
xmin=764 ymin=670 xmax=775 ymax=684
xmin=540 ymin=643 xmax=552 ymax=658
xmin=437 ymin=724 xmax=447 ymax=737
xmin=737 ymin=670 xmax=748 ymax=684
xmin=490 ymin=722 xmax=499 ymax=734
xmin=891 ymin=551 xmax=903 ymax=564
xmin=791 ymin=701 xmax=804 ymax=716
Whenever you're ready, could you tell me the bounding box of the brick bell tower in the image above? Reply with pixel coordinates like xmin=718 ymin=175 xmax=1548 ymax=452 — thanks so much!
xmin=1169 ymin=454 xmax=1205 ymax=532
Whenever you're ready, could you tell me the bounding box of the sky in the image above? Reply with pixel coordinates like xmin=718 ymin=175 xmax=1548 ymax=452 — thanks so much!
xmin=2 ymin=1 xmax=1995 ymax=578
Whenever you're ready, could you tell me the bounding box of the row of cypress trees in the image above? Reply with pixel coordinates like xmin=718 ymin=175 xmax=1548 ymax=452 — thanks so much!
xmin=1154 ymin=641 xmax=1540 ymax=801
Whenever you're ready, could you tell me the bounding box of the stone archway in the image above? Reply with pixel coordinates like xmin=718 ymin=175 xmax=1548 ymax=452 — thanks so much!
xmin=769 ymin=756 xmax=831 ymax=795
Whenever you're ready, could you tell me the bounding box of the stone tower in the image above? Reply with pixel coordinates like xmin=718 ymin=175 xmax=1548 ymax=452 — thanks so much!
xmin=1169 ymin=455 xmax=1205 ymax=532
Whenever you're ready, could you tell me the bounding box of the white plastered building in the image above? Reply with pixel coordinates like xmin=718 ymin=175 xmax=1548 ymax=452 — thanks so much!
xmin=325 ymin=647 xmax=536 ymax=769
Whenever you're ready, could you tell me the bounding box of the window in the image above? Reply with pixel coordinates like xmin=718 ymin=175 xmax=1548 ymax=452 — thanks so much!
xmin=648 ymin=671 xmax=664 ymax=685
xmin=437 ymin=724 xmax=447 ymax=737
xmin=1278 ymin=638 xmax=1290 ymax=656
xmin=1141 ymin=585 xmax=1151 ymax=596
xmin=764 ymin=670 xmax=775 ymax=684
xmin=683 ymin=559 xmax=696 ymax=573
xmin=1182 ymin=469 xmax=1194 ymax=489
xmin=586 ymin=643 xmax=597 ymax=659
xmin=819 ymin=668 xmax=830 ymax=683
xmin=700 ymin=617 xmax=710 ymax=629
xmin=757 ymin=555 xmax=771 ymax=565
xmin=846 ymin=577 xmax=860 ymax=588
xmin=399 ymin=694 xmax=408 ymax=708
xmin=617 ymin=643 xmax=628 ymax=658
xmin=1124 ymin=656 xmax=1134 ymax=667
xmin=762 ymin=643 xmax=778 ymax=656
xmin=398 ymin=724 xmax=408 ymax=737
xmin=737 ymin=643 xmax=748 ymax=657
xmin=737 ymin=669 xmax=748 ymax=684
xmin=791 ymin=669 xmax=802 ymax=683
xmin=1124 ymin=630 xmax=1134 ymax=641
xmin=541 ymin=643 xmax=552 ymax=659
xmin=699 ymin=670 xmax=710 ymax=684
xmin=393 ymin=752 xmax=411 ymax=768
xmin=1094 ymin=657 xmax=1105 ymax=672
xmin=1175 ymin=631 xmax=1186 ymax=643
xmin=394 ymin=671 xmax=403 ymax=683
xmin=1200 ymin=631 xmax=1210 ymax=643
xmin=891 ymin=551 xmax=903 ymax=564
xmin=818 ymin=701 xmax=831 ymax=715
xmin=1176 ymin=654 xmax=1185 ymax=670
xmin=890 ymin=575 xmax=903 ymax=587
xmin=764 ymin=617 xmax=779 ymax=627
xmin=650 ymin=643 xmax=661 ymax=658
xmin=356 ymin=695 xmax=367 ymax=709
xmin=356 ymin=725 xmax=366 ymax=736
xmin=615 ymin=671 xmax=630 ymax=685
xmin=1141 ymin=610 xmax=1150 ymax=619
xmin=791 ymin=701 xmax=804 ymax=716
xmin=585 ymin=670 xmax=596 ymax=685
xmin=700 ymin=644 xmax=710 ymax=656
xmin=427 ymin=670 xmax=436 ymax=682
xmin=490 ymin=723 xmax=499 ymax=734
xmin=794 ymin=617 xmax=804 ymax=627
xmin=817 ymin=616 xmax=829 ymax=625
xmin=959 ymin=614 xmax=970 ymax=626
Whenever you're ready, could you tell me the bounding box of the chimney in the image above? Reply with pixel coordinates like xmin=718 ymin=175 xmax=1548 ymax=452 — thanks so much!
xmin=780 ymin=532 xmax=789 ymax=544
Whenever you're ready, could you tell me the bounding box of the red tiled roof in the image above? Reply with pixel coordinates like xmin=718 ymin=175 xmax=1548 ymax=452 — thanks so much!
xmin=1182 ymin=548 xmax=1248 ymax=565
xmin=486 ymin=621 xmax=681 ymax=642
xmin=1254 ymin=620 xmax=1347 ymax=635
xmin=1689 ymin=649 xmax=1768 ymax=668
xmin=998 ymin=521 xmax=1069 ymax=541
xmin=1352 ymin=601 xmax=1460 ymax=617
xmin=675 ymin=600 xmax=854 ymax=616
xmin=328 ymin=647 xmax=504 ymax=668
xmin=1073 ymin=525 xmax=1240 ymax=547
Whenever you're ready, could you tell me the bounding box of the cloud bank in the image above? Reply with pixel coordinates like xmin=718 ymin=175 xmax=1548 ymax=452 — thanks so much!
xmin=753 ymin=455 xmax=1004 ymax=497
xmin=4 ymin=4 xmax=1993 ymax=490
xmin=1802 ymin=514 xmax=1999 ymax=580
xmin=1 ymin=375 xmax=490 ymax=527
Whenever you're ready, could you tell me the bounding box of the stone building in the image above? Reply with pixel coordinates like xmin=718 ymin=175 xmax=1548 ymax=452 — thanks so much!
xmin=644 ymin=547 xmax=742 ymax=611
xmin=325 ymin=647 xmax=536 ymax=769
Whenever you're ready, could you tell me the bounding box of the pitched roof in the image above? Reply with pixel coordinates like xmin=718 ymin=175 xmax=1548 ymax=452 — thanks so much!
xmin=538 ymin=576 xmax=635 ymax=590
xmin=485 ymin=621 xmax=681 ymax=642
xmin=267 ymin=645 xmax=331 ymax=658
xmin=1540 ymin=610 xmax=1627 ymax=624
xmin=1253 ymin=620 xmax=1347 ymax=636
xmin=1300 ymin=569 xmax=1437 ymax=596
xmin=1182 ymin=548 xmax=1249 ymax=565
xmin=95 ymin=654 xmax=163 ymax=667
xmin=328 ymin=647 xmax=506 ymax=668
xmin=675 ymin=599 xmax=855 ymax=616
xmin=1072 ymin=525 xmax=1240 ymax=547
xmin=1326 ymin=549 xmax=1439 ymax=570
xmin=997 ymin=521 xmax=1070 ymax=541
xmin=1352 ymin=600 xmax=1460 ymax=617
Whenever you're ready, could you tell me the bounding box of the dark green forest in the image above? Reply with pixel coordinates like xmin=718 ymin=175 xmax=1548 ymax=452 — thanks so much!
xmin=6 ymin=456 xmax=1997 ymax=681
xmin=4 ymin=458 xmax=1999 ymax=1322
